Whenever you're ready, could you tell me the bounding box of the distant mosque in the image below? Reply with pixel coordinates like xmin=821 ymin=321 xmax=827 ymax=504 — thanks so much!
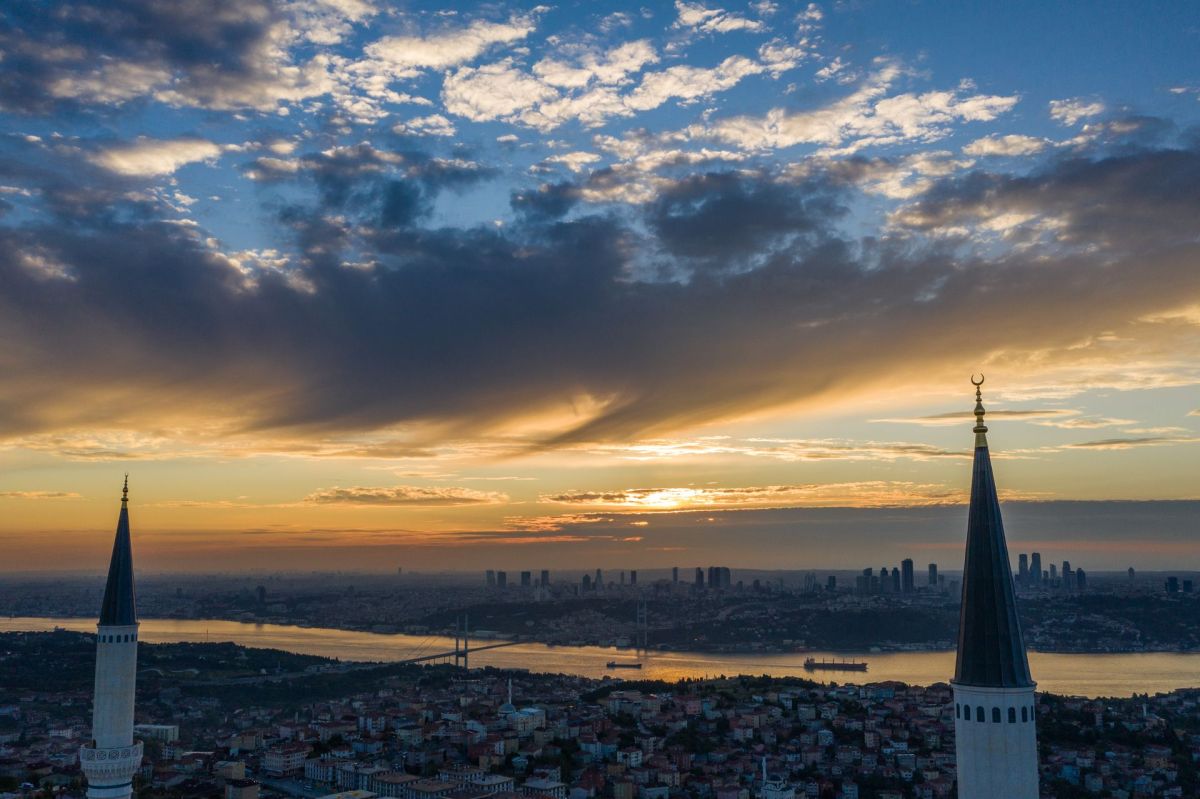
xmin=757 ymin=757 xmax=794 ymax=799
xmin=952 ymin=377 xmax=1039 ymax=798
xmin=80 ymin=478 xmax=142 ymax=799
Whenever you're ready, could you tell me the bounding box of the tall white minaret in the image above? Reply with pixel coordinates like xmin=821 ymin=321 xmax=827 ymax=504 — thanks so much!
xmin=80 ymin=477 xmax=143 ymax=799
xmin=952 ymin=378 xmax=1038 ymax=798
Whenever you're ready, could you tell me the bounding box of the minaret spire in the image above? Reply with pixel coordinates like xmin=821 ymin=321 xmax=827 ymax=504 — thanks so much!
xmin=99 ymin=476 xmax=137 ymax=627
xmin=955 ymin=377 xmax=1029 ymax=688
xmin=81 ymin=478 xmax=143 ymax=799
xmin=951 ymin=378 xmax=1038 ymax=798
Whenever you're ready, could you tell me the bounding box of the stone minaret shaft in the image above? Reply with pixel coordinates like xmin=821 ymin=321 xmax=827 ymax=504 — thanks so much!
xmin=952 ymin=378 xmax=1038 ymax=798
xmin=80 ymin=477 xmax=143 ymax=799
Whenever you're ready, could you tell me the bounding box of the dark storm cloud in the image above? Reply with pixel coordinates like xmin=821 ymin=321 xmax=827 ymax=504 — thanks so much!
xmin=896 ymin=138 xmax=1200 ymax=248
xmin=253 ymin=144 xmax=496 ymax=231
xmin=1 ymin=140 xmax=1200 ymax=444
xmin=0 ymin=0 xmax=301 ymax=113
xmin=510 ymin=182 xmax=580 ymax=221
xmin=648 ymin=171 xmax=843 ymax=262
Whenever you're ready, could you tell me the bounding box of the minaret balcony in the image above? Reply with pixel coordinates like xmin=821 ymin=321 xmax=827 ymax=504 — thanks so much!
xmin=80 ymin=740 xmax=143 ymax=783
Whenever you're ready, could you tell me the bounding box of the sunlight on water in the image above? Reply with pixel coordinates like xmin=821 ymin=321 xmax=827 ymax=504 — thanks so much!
xmin=5 ymin=616 xmax=1195 ymax=698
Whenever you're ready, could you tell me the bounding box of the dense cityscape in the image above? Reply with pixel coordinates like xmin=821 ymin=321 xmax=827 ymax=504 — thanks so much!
xmin=5 ymin=564 xmax=1198 ymax=656
xmin=2 ymin=630 xmax=1199 ymax=799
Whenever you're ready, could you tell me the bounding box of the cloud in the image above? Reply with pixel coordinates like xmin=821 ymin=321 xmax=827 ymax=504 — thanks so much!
xmin=891 ymin=138 xmax=1200 ymax=249
xmin=0 ymin=490 xmax=82 ymax=500
xmin=542 ymin=152 xmax=602 ymax=173
xmin=875 ymin=409 xmax=1080 ymax=426
xmin=338 ymin=12 xmax=546 ymax=121
xmin=304 ymin=485 xmax=508 ymax=506
xmin=1 ymin=135 xmax=1200 ymax=454
xmin=1033 ymin=416 xmax=1137 ymax=430
xmin=443 ymin=60 xmax=560 ymax=124
xmin=673 ymin=2 xmax=765 ymax=34
xmin=89 ymin=137 xmax=223 ymax=177
xmin=806 ymin=150 xmax=974 ymax=199
xmin=647 ymin=171 xmax=837 ymax=262
xmin=963 ymin=134 xmax=1049 ymax=157
xmin=626 ymin=55 xmax=771 ymax=111
xmin=443 ymin=40 xmax=801 ymax=131
xmin=1049 ymin=98 xmax=1106 ymax=126
xmin=581 ymin=437 xmax=966 ymax=462
xmin=695 ymin=65 xmax=1018 ymax=154
xmin=540 ymin=480 xmax=1042 ymax=510
xmin=393 ymin=114 xmax=457 ymax=137
xmin=1063 ymin=436 xmax=1200 ymax=451
xmin=362 ymin=14 xmax=538 ymax=76
xmin=0 ymin=0 xmax=346 ymax=113
xmin=532 ymin=40 xmax=659 ymax=89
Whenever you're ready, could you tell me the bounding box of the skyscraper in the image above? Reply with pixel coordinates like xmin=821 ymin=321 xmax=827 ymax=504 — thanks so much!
xmin=80 ymin=478 xmax=143 ymax=799
xmin=486 ymin=569 xmax=495 ymax=587
xmin=595 ymin=568 xmax=603 ymax=590
xmin=496 ymin=571 xmax=507 ymax=588
xmin=1030 ymin=552 xmax=1042 ymax=586
xmin=952 ymin=380 xmax=1038 ymax=799
xmin=1018 ymin=553 xmax=1028 ymax=584
xmin=707 ymin=566 xmax=731 ymax=589
xmin=540 ymin=569 xmax=550 ymax=587
xmin=672 ymin=566 xmax=679 ymax=583
xmin=630 ymin=570 xmax=637 ymax=586
xmin=901 ymin=559 xmax=914 ymax=593
xmin=695 ymin=567 xmax=705 ymax=588
xmin=928 ymin=563 xmax=938 ymax=588
xmin=520 ymin=570 xmax=531 ymax=588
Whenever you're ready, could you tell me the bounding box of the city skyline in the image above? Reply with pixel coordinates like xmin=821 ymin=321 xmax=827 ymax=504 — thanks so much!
xmin=2 ymin=1 xmax=1199 ymax=572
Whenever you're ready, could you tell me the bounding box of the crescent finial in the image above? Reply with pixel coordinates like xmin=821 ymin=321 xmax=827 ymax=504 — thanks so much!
xmin=970 ymin=373 xmax=985 ymax=387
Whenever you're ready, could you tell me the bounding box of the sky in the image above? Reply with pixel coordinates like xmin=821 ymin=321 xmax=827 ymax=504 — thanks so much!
xmin=0 ymin=0 xmax=1198 ymax=574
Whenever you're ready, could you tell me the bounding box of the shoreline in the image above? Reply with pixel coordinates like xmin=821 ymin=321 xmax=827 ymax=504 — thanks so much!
xmin=6 ymin=612 xmax=1190 ymax=656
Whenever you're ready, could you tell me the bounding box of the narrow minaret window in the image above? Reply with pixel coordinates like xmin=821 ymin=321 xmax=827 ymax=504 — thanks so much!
xmin=951 ymin=378 xmax=1039 ymax=798
xmin=80 ymin=476 xmax=143 ymax=799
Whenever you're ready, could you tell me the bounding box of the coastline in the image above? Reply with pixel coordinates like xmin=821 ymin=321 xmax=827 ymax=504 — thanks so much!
xmin=4 ymin=615 xmax=1199 ymax=699
xmin=5 ymin=610 xmax=1196 ymax=655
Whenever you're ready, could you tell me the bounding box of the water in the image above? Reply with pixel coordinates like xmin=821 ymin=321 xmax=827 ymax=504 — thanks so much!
xmin=3 ymin=616 xmax=1196 ymax=698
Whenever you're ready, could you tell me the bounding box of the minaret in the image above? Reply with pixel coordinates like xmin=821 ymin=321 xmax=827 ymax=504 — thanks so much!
xmin=80 ymin=477 xmax=143 ymax=799
xmin=952 ymin=378 xmax=1038 ymax=798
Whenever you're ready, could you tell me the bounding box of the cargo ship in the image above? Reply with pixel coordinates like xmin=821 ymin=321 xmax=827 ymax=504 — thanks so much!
xmin=803 ymin=657 xmax=867 ymax=672
xmin=606 ymin=661 xmax=643 ymax=669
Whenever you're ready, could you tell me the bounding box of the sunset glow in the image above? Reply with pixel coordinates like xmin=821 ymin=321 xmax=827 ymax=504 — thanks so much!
xmin=0 ymin=1 xmax=1198 ymax=572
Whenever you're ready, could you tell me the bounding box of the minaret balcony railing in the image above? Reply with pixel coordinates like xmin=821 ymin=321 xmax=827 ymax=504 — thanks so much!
xmin=80 ymin=740 xmax=143 ymax=781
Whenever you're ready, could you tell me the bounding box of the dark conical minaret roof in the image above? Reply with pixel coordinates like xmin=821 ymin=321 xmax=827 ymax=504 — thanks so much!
xmin=99 ymin=476 xmax=138 ymax=627
xmin=953 ymin=378 xmax=1033 ymax=688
